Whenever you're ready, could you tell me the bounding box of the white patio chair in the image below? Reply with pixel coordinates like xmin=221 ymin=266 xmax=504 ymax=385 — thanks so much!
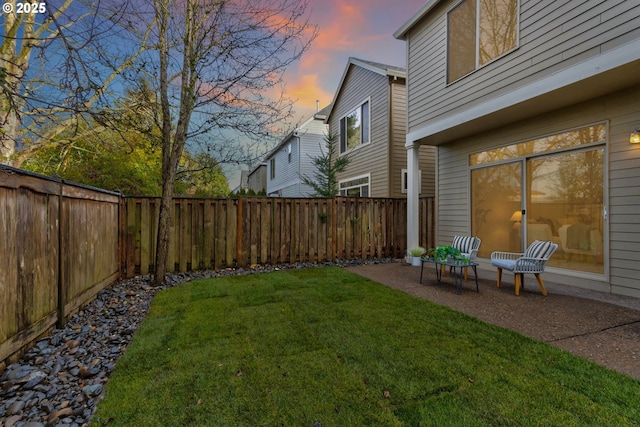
xmin=491 ymin=240 xmax=558 ymax=296
xmin=449 ymin=235 xmax=482 ymax=279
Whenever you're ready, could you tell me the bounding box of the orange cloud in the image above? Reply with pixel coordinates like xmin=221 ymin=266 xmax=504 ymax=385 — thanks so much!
xmin=312 ymin=0 xmax=367 ymax=51
xmin=287 ymin=73 xmax=333 ymax=110
xmin=271 ymin=0 xmax=426 ymax=124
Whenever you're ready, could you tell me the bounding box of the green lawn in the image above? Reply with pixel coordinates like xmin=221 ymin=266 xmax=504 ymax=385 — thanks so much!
xmin=91 ymin=267 xmax=640 ymax=426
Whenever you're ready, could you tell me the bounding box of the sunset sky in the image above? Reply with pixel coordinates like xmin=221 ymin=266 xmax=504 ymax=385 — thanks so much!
xmin=283 ymin=0 xmax=425 ymax=121
xmin=229 ymin=0 xmax=426 ymax=188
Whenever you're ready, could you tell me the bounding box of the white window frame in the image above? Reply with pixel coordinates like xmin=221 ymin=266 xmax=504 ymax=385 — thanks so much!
xmin=339 ymin=173 xmax=370 ymax=197
xmin=446 ymin=0 xmax=520 ymax=84
xmin=339 ymin=98 xmax=371 ymax=155
xmin=270 ymin=158 xmax=275 ymax=180
xmin=401 ymin=169 xmax=422 ymax=194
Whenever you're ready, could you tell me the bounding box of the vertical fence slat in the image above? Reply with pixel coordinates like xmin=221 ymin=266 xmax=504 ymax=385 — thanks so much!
xmin=214 ymin=200 xmax=225 ymax=269
xmin=193 ymin=200 xmax=203 ymax=270
xmin=140 ymin=199 xmax=150 ymax=275
xmin=204 ymin=200 xmax=214 ymax=269
xmin=260 ymin=198 xmax=270 ymax=265
xmin=250 ymin=198 xmax=259 ymax=266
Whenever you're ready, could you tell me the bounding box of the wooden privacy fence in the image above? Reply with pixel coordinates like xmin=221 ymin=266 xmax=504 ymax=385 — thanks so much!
xmin=1 ymin=165 xmax=434 ymax=364
xmin=123 ymin=196 xmax=434 ymax=277
xmin=0 ymin=166 xmax=120 ymax=364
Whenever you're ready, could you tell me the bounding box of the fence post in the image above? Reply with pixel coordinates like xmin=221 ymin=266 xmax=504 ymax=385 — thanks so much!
xmin=57 ymin=180 xmax=65 ymax=328
xmin=236 ymin=198 xmax=243 ymax=266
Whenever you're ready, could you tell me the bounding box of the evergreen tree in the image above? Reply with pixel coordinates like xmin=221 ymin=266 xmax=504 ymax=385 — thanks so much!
xmin=301 ymin=132 xmax=350 ymax=197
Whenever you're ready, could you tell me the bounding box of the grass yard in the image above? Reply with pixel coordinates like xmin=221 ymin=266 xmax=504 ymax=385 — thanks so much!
xmin=91 ymin=267 xmax=640 ymax=426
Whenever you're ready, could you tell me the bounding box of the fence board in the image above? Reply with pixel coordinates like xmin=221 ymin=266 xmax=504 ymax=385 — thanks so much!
xmin=260 ymin=199 xmax=270 ymax=264
xmin=140 ymin=199 xmax=150 ymax=275
xmin=214 ymin=200 xmax=225 ymax=269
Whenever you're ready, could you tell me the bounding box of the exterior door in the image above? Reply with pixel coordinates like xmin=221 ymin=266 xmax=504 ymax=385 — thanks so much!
xmin=471 ymin=141 xmax=605 ymax=275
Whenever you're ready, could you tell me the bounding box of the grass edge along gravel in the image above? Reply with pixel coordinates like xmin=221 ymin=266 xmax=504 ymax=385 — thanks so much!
xmin=90 ymin=267 xmax=640 ymax=426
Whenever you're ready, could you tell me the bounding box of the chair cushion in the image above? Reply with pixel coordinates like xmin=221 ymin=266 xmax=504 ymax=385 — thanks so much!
xmin=492 ymin=259 xmax=516 ymax=271
xmin=453 ymin=236 xmax=476 ymax=254
xmin=525 ymin=240 xmax=552 ymax=259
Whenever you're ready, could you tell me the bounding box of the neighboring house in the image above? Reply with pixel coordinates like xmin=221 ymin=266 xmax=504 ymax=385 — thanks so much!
xmin=265 ymin=106 xmax=330 ymax=197
xmin=247 ymin=163 xmax=267 ymax=193
xmin=231 ymin=170 xmax=249 ymax=193
xmin=325 ymin=57 xmax=435 ymax=198
xmin=395 ymin=1 xmax=640 ymax=297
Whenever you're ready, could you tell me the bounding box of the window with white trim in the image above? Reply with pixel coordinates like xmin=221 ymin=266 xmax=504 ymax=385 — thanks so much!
xmin=401 ymin=169 xmax=422 ymax=194
xmin=340 ymin=100 xmax=370 ymax=154
xmin=447 ymin=0 xmax=519 ymax=83
xmin=339 ymin=174 xmax=370 ymax=197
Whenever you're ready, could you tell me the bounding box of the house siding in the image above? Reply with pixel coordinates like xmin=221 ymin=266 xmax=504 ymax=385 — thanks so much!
xmin=389 ymin=79 xmax=436 ymax=197
xmin=330 ymin=65 xmax=391 ymax=197
xmin=298 ymin=132 xmax=326 ymax=197
xmin=436 ymin=85 xmax=640 ymax=297
xmin=267 ymin=136 xmax=299 ymax=196
xmin=247 ymin=165 xmax=266 ymax=193
xmin=405 ymin=0 xmax=640 ymax=134
xmin=266 ymin=115 xmax=328 ymax=197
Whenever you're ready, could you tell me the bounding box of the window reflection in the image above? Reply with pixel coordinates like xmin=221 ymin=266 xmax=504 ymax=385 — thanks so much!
xmin=448 ymin=0 xmax=476 ymax=82
xmin=346 ymin=109 xmax=361 ymax=151
xmin=470 ymin=124 xmax=606 ymax=165
xmin=479 ymin=0 xmax=518 ymax=65
xmin=470 ymin=124 xmax=605 ymax=275
xmin=340 ymin=101 xmax=370 ymax=153
xmin=447 ymin=0 xmax=519 ymax=82
xmin=528 ymin=150 xmax=604 ymax=274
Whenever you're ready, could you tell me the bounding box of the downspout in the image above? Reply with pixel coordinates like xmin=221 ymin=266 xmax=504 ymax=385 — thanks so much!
xmin=406 ymin=141 xmax=420 ymax=253
xmin=297 ymin=136 xmax=301 ymax=195
xmin=387 ymin=76 xmax=393 ymax=196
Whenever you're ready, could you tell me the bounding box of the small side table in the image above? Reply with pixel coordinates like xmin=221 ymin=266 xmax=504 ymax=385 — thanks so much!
xmin=420 ymin=258 xmax=479 ymax=295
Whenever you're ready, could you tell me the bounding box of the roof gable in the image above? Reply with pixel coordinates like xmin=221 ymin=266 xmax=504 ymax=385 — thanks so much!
xmin=263 ymin=108 xmax=329 ymax=161
xmin=325 ymin=57 xmax=405 ymax=122
xmin=394 ymin=0 xmax=442 ymax=40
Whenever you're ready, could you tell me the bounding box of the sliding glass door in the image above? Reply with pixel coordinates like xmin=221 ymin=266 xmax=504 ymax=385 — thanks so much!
xmin=471 ymin=162 xmax=522 ymax=255
xmin=526 ymin=148 xmax=604 ymax=273
xmin=470 ymin=124 xmax=605 ymax=275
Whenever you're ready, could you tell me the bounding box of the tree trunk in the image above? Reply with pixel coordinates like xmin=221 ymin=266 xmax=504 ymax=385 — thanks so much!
xmin=0 ymin=109 xmax=19 ymax=164
xmin=154 ymin=171 xmax=175 ymax=285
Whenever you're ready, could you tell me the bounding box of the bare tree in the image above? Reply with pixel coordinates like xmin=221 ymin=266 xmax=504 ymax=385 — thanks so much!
xmin=0 ymin=0 xmax=147 ymax=166
xmin=139 ymin=0 xmax=316 ymax=284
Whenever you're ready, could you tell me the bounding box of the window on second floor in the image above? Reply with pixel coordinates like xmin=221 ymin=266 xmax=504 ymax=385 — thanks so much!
xmin=340 ymin=99 xmax=370 ymax=154
xmin=447 ymin=0 xmax=519 ymax=83
xmin=270 ymin=158 xmax=275 ymax=180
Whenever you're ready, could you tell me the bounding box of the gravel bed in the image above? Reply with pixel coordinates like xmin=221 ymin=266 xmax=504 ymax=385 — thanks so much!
xmin=0 ymin=258 xmax=396 ymax=427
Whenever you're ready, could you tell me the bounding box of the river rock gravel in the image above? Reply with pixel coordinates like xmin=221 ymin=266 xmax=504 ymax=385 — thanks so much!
xmin=0 ymin=259 xmax=395 ymax=426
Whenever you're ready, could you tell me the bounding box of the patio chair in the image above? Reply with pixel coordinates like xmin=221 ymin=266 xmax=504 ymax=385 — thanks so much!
xmin=449 ymin=235 xmax=482 ymax=279
xmin=491 ymin=240 xmax=558 ymax=296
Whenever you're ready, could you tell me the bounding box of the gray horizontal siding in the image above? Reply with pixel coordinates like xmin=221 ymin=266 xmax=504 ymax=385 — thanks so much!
xmin=406 ymin=0 xmax=640 ymax=132
xmin=298 ymin=132 xmax=326 ymax=197
xmin=436 ymin=84 xmax=640 ymax=296
xmin=329 ymin=65 xmax=391 ymax=197
xmin=266 ymin=117 xmax=328 ymax=197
